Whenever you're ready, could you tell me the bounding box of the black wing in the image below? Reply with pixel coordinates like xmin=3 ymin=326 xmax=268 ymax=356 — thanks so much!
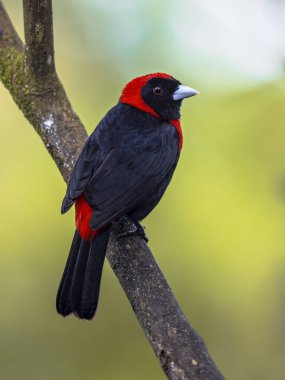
xmin=61 ymin=103 xmax=179 ymax=226
xmin=86 ymin=127 xmax=178 ymax=229
xmin=61 ymin=138 xmax=98 ymax=213
xmin=61 ymin=105 xmax=119 ymax=214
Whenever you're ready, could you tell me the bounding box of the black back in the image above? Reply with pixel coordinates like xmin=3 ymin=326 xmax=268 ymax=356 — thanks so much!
xmin=62 ymin=103 xmax=180 ymax=228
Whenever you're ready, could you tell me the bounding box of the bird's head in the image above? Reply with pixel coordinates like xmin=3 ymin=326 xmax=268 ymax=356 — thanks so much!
xmin=120 ymin=73 xmax=198 ymax=121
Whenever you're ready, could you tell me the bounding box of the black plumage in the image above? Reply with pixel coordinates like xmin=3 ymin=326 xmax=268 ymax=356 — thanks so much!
xmin=56 ymin=228 xmax=110 ymax=319
xmin=62 ymin=104 xmax=180 ymax=219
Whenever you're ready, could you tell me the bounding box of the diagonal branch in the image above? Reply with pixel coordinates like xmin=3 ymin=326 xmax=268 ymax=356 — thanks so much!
xmin=0 ymin=0 xmax=87 ymax=182
xmin=0 ymin=1 xmax=224 ymax=379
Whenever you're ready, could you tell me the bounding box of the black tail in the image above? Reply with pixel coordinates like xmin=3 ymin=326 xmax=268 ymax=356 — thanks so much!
xmin=56 ymin=227 xmax=111 ymax=320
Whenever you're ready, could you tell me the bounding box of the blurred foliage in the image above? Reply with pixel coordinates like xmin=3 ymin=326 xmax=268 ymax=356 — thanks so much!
xmin=1 ymin=1 xmax=285 ymax=380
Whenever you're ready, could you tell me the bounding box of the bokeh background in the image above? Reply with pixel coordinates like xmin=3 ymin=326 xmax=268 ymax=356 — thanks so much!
xmin=1 ymin=0 xmax=285 ymax=379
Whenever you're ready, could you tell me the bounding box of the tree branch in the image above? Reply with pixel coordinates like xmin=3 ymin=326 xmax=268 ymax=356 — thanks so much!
xmin=0 ymin=0 xmax=87 ymax=181
xmin=108 ymin=222 xmax=224 ymax=379
xmin=23 ymin=0 xmax=55 ymax=75
xmin=0 ymin=1 xmax=224 ymax=379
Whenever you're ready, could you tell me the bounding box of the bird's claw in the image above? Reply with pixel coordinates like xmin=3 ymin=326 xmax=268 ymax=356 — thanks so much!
xmin=117 ymin=217 xmax=149 ymax=243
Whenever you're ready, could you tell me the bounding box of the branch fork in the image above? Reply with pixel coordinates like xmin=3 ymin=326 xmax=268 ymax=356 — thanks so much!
xmin=0 ymin=1 xmax=224 ymax=379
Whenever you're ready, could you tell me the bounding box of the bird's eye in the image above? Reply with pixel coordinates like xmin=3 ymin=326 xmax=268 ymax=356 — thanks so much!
xmin=153 ymin=86 xmax=163 ymax=96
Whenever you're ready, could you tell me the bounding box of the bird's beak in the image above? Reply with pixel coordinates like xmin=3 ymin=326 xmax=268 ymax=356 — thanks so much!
xmin=173 ymin=85 xmax=199 ymax=101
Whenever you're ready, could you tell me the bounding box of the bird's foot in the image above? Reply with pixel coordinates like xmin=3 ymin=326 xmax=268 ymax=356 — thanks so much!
xmin=117 ymin=217 xmax=149 ymax=243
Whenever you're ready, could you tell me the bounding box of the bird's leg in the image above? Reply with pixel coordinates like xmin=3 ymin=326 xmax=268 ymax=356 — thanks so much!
xmin=116 ymin=217 xmax=149 ymax=242
xmin=133 ymin=220 xmax=149 ymax=243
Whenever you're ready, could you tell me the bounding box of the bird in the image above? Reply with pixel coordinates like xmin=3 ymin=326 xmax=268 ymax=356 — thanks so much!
xmin=56 ymin=73 xmax=198 ymax=320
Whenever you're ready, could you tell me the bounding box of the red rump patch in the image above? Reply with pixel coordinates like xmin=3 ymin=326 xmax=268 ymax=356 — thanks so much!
xmin=120 ymin=73 xmax=173 ymax=118
xmin=75 ymin=195 xmax=101 ymax=240
xmin=170 ymin=119 xmax=183 ymax=151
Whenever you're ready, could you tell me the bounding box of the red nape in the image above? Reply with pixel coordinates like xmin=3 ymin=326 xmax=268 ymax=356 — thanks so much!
xmin=170 ymin=119 xmax=183 ymax=151
xmin=75 ymin=195 xmax=101 ymax=240
xmin=120 ymin=73 xmax=173 ymax=118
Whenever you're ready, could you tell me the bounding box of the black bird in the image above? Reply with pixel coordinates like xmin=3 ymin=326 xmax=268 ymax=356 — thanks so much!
xmin=56 ymin=73 xmax=198 ymax=320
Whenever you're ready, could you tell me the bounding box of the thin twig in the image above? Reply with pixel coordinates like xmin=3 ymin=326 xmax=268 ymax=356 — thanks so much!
xmin=23 ymin=0 xmax=55 ymax=75
xmin=0 ymin=1 xmax=224 ymax=379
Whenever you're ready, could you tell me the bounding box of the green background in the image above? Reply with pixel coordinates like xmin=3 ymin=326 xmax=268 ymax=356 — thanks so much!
xmin=1 ymin=1 xmax=285 ymax=379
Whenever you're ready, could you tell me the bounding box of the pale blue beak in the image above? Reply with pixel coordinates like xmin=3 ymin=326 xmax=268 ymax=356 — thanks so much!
xmin=173 ymin=85 xmax=199 ymax=101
